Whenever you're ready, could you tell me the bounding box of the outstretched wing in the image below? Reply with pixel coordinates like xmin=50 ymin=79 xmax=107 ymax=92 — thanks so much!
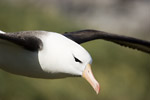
xmin=63 ymin=29 xmax=150 ymax=54
xmin=0 ymin=31 xmax=44 ymax=51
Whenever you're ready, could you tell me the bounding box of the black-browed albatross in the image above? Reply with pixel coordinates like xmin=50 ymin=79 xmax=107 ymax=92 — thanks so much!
xmin=0 ymin=29 xmax=150 ymax=94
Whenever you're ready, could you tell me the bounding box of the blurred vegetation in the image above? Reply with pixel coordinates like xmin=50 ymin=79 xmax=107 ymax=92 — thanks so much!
xmin=0 ymin=0 xmax=79 ymax=32
xmin=0 ymin=1 xmax=150 ymax=100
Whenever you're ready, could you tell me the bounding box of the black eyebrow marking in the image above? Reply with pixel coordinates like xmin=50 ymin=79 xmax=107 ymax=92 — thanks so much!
xmin=72 ymin=54 xmax=82 ymax=63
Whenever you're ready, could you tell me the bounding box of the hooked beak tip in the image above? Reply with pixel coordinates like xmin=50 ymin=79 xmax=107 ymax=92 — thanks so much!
xmin=82 ymin=64 xmax=100 ymax=94
xmin=95 ymin=82 xmax=100 ymax=94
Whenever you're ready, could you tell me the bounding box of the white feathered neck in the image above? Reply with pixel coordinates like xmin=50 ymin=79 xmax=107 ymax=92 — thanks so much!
xmin=38 ymin=32 xmax=92 ymax=77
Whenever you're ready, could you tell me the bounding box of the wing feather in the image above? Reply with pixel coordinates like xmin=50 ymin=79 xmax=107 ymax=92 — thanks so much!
xmin=0 ymin=31 xmax=44 ymax=51
xmin=64 ymin=29 xmax=150 ymax=54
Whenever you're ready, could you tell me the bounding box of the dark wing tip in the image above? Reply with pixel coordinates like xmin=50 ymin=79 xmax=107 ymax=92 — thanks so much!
xmin=63 ymin=29 xmax=150 ymax=54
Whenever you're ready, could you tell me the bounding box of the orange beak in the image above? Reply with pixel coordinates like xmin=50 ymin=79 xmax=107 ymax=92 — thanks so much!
xmin=82 ymin=64 xmax=100 ymax=94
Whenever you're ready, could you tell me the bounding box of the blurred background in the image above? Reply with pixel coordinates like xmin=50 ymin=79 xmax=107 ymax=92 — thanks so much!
xmin=0 ymin=0 xmax=150 ymax=100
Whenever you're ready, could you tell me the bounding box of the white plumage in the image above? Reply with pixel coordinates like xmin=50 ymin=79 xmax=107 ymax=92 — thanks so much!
xmin=0 ymin=32 xmax=91 ymax=78
xmin=0 ymin=29 xmax=149 ymax=94
xmin=38 ymin=32 xmax=92 ymax=77
xmin=0 ymin=30 xmax=5 ymax=34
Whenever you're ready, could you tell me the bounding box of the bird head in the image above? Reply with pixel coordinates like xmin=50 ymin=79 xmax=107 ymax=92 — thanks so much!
xmin=39 ymin=32 xmax=100 ymax=94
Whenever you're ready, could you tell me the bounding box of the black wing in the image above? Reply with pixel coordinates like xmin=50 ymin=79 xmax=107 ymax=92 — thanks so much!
xmin=63 ymin=29 xmax=150 ymax=54
xmin=0 ymin=31 xmax=44 ymax=51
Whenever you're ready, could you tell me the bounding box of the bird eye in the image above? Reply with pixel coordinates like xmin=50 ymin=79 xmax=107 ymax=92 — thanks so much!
xmin=73 ymin=55 xmax=82 ymax=63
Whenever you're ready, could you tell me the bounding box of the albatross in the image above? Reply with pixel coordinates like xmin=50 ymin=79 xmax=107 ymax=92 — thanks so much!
xmin=0 ymin=29 xmax=150 ymax=94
